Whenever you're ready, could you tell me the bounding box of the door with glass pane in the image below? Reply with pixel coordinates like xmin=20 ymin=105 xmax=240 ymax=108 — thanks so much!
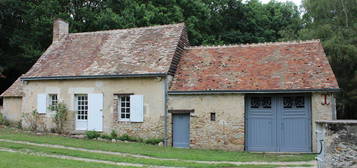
xmin=75 ymin=94 xmax=88 ymax=130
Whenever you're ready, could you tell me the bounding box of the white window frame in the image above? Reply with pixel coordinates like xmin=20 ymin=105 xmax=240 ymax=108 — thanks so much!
xmin=118 ymin=95 xmax=131 ymax=121
xmin=48 ymin=94 xmax=58 ymax=111
xmin=75 ymin=94 xmax=88 ymax=121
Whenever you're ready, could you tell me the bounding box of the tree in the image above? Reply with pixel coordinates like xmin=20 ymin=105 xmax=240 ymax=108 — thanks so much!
xmin=298 ymin=0 xmax=357 ymax=118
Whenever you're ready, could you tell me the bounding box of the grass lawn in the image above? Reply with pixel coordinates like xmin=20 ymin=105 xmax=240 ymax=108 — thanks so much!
xmin=0 ymin=127 xmax=316 ymax=162
xmin=0 ymin=141 xmax=238 ymax=168
xmin=0 ymin=151 xmax=134 ymax=168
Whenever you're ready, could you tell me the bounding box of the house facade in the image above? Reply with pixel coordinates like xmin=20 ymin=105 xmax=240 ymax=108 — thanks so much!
xmin=1 ymin=19 xmax=339 ymax=153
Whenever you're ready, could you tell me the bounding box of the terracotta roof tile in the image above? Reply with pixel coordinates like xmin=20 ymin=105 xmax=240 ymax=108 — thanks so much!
xmin=23 ymin=23 xmax=185 ymax=78
xmin=0 ymin=77 xmax=23 ymax=97
xmin=170 ymin=40 xmax=339 ymax=91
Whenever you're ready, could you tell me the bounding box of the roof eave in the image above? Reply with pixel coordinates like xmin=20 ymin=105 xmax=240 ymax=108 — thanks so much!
xmin=21 ymin=73 xmax=167 ymax=81
xmin=168 ymin=88 xmax=341 ymax=95
xmin=0 ymin=95 xmax=23 ymax=98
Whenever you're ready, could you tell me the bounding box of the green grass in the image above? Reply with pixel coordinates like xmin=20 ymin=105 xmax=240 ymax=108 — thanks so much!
xmin=0 ymin=127 xmax=316 ymax=162
xmin=0 ymin=141 xmax=238 ymax=168
xmin=0 ymin=150 xmax=312 ymax=168
xmin=0 ymin=151 xmax=134 ymax=168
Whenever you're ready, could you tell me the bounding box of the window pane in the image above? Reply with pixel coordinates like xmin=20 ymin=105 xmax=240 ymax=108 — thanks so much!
xmin=283 ymin=97 xmax=293 ymax=108
xmin=250 ymin=97 xmax=260 ymax=108
xmin=295 ymin=96 xmax=305 ymax=108
xmin=262 ymin=97 xmax=272 ymax=108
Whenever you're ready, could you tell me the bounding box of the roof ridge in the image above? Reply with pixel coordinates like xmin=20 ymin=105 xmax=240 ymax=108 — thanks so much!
xmin=70 ymin=23 xmax=185 ymax=35
xmin=185 ymin=39 xmax=321 ymax=49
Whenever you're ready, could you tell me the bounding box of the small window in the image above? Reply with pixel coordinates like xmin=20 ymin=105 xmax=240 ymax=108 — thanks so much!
xmin=49 ymin=94 xmax=58 ymax=109
xmin=250 ymin=97 xmax=272 ymax=109
xmin=210 ymin=112 xmax=216 ymax=121
xmin=76 ymin=94 xmax=88 ymax=120
xmin=118 ymin=95 xmax=130 ymax=121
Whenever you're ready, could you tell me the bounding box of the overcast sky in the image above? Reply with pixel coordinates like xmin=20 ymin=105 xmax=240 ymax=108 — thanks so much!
xmin=260 ymin=0 xmax=302 ymax=6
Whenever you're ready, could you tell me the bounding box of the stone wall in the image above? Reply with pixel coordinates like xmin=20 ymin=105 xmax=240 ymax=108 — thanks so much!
xmin=168 ymin=94 xmax=245 ymax=151
xmin=311 ymin=93 xmax=335 ymax=152
xmin=316 ymin=120 xmax=357 ymax=168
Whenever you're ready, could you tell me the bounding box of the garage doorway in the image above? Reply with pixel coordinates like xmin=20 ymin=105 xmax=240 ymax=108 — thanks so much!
xmin=246 ymin=94 xmax=311 ymax=152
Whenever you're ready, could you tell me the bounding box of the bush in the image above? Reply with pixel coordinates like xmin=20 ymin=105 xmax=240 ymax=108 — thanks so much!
xmin=51 ymin=102 xmax=68 ymax=134
xmin=16 ymin=120 xmax=22 ymax=129
xmin=100 ymin=134 xmax=112 ymax=140
xmin=0 ymin=113 xmax=9 ymax=126
xmin=22 ymin=110 xmax=40 ymax=131
xmin=85 ymin=131 xmax=100 ymax=139
xmin=144 ymin=138 xmax=163 ymax=145
xmin=117 ymin=134 xmax=143 ymax=142
xmin=110 ymin=130 xmax=117 ymax=139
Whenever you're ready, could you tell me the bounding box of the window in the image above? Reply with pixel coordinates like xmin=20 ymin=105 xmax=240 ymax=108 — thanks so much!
xmin=118 ymin=95 xmax=130 ymax=121
xmin=250 ymin=97 xmax=272 ymax=109
xmin=210 ymin=112 xmax=216 ymax=121
xmin=76 ymin=94 xmax=88 ymax=120
xmin=49 ymin=94 xmax=58 ymax=109
xmin=283 ymin=96 xmax=305 ymax=108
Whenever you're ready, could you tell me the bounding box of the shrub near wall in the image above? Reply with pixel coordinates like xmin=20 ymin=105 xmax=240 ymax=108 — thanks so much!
xmin=85 ymin=130 xmax=163 ymax=145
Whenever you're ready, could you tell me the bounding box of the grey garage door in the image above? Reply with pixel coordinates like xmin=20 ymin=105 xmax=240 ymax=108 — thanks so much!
xmin=173 ymin=113 xmax=190 ymax=148
xmin=246 ymin=95 xmax=311 ymax=152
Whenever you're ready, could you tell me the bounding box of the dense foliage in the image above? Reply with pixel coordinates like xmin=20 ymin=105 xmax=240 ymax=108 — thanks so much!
xmin=298 ymin=0 xmax=357 ymax=118
xmin=0 ymin=0 xmax=355 ymax=118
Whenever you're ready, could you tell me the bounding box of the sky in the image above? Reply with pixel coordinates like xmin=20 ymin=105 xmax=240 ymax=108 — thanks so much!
xmin=260 ymin=0 xmax=302 ymax=6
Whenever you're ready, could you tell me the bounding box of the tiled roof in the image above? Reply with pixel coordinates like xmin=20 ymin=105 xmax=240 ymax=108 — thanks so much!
xmin=22 ymin=23 xmax=185 ymax=79
xmin=170 ymin=40 xmax=339 ymax=92
xmin=0 ymin=77 xmax=23 ymax=97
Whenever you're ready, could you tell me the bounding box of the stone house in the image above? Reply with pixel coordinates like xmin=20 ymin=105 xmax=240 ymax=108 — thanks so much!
xmin=1 ymin=19 xmax=339 ymax=152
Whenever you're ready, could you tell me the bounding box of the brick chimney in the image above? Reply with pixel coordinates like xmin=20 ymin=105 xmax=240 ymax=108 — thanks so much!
xmin=53 ymin=18 xmax=68 ymax=42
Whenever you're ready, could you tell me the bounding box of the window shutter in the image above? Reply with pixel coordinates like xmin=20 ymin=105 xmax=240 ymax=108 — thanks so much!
xmin=37 ymin=94 xmax=47 ymax=114
xmin=88 ymin=94 xmax=103 ymax=131
xmin=130 ymin=95 xmax=144 ymax=122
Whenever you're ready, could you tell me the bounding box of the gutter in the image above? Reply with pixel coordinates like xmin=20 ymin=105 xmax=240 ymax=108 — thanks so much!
xmin=168 ymin=88 xmax=341 ymax=95
xmin=20 ymin=73 xmax=167 ymax=81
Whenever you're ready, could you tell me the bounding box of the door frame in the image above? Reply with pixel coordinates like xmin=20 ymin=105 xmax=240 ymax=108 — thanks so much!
xmin=169 ymin=109 xmax=193 ymax=148
xmin=74 ymin=94 xmax=89 ymax=131
xmin=244 ymin=93 xmax=312 ymax=152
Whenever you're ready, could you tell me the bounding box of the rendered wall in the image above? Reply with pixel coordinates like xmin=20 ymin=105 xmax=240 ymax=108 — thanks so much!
xmin=21 ymin=77 xmax=165 ymax=138
xmin=2 ymin=97 xmax=22 ymax=123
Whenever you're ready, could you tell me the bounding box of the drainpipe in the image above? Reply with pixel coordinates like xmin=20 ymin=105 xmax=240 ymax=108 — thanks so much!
xmin=163 ymin=77 xmax=168 ymax=146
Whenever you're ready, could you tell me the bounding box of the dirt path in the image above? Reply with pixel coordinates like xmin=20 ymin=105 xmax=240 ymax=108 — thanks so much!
xmin=0 ymin=138 xmax=316 ymax=167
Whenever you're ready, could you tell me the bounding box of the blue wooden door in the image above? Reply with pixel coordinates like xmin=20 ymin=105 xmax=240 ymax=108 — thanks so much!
xmin=173 ymin=114 xmax=190 ymax=148
xmin=278 ymin=95 xmax=311 ymax=152
xmin=246 ymin=95 xmax=311 ymax=152
xmin=246 ymin=96 xmax=277 ymax=152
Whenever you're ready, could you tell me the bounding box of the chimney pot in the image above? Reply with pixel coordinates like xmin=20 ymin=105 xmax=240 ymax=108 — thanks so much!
xmin=53 ymin=18 xmax=69 ymax=42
